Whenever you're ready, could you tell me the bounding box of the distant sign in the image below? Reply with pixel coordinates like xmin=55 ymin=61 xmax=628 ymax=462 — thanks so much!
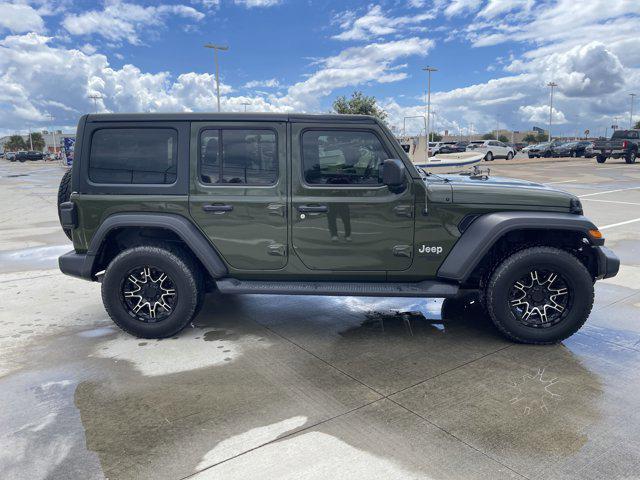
xmin=584 ymin=129 xmax=590 ymax=136
xmin=63 ymin=137 xmax=75 ymax=166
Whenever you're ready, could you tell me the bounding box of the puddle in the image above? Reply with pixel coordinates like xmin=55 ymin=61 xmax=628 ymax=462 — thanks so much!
xmin=92 ymin=327 xmax=271 ymax=376
xmin=0 ymin=245 xmax=70 ymax=273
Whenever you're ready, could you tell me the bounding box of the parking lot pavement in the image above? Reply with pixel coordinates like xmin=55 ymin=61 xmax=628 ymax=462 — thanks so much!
xmin=1 ymin=158 xmax=639 ymax=480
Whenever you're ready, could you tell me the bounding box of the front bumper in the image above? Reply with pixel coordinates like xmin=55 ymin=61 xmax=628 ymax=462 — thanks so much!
xmin=59 ymin=250 xmax=95 ymax=280
xmin=594 ymin=246 xmax=620 ymax=280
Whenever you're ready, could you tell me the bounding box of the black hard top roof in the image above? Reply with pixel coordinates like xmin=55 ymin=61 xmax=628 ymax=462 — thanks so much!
xmin=85 ymin=112 xmax=380 ymax=124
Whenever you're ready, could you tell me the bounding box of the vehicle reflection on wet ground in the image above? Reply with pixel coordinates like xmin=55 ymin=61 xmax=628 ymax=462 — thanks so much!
xmin=1 ymin=159 xmax=640 ymax=479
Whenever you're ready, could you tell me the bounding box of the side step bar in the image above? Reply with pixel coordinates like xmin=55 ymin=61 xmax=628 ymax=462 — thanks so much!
xmin=216 ymin=278 xmax=459 ymax=298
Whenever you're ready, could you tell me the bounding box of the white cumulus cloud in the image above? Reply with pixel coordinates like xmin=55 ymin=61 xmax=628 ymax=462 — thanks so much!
xmin=0 ymin=3 xmax=45 ymax=33
xmin=62 ymin=0 xmax=205 ymax=45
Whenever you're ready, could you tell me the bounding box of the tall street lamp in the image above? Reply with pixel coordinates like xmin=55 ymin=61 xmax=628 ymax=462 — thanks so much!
xmin=547 ymin=81 xmax=558 ymax=142
xmin=630 ymin=93 xmax=636 ymax=128
xmin=88 ymin=93 xmax=103 ymax=113
xmin=422 ymin=66 xmax=437 ymax=159
xmin=241 ymin=101 xmax=250 ymax=112
xmin=204 ymin=44 xmax=229 ymax=112
xmin=47 ymin=114 xmax=56 ymax=155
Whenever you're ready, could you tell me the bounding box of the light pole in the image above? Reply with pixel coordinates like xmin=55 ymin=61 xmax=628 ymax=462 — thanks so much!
xmin=47 ymin=114 xmax=56 ymax=156
xmin=204 ymin=44 xmax=229 ymax=112
xmin=630 ymin=93 xmax=636 ymax=128
xmin=547 ymin=81 xmax=558 ymax=142
xmin=88 ymin=94 xmax=102 ymax=113
xmin=241 ymin=101 xmax=250 ymax=112
xmin=422 ymin=66 xmax=437 ymax=159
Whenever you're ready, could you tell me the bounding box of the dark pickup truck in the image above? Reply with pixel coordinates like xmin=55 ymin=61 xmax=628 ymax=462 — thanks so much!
xmin=15 ymin=151 xmax=44 ymax=162
xmin=593 ymin=130 xmax=639 ymax=164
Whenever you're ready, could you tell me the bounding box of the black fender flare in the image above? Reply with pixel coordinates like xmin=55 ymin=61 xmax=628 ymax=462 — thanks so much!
xmin=87 ymin=213 xmax=228 ymax=279
xmin=437 ymin=212 xmax=599 ymax=282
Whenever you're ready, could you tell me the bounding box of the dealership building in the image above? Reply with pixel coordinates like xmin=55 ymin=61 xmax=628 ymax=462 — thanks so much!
xmin=0 ymin=130 xmax=76 ymax=154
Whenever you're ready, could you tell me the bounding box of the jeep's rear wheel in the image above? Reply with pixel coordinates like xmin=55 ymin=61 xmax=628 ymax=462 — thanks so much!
xmin=102 ymin=245 xmax=202 ymax=338
xmin=57 ymin=169 xmax=73 ymax=240
xmin=485 ymin=247 xmax=593 ymax=344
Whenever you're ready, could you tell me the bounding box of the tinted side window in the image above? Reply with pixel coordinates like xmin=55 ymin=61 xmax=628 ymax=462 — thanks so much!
xmin=302 ymin=130 xmax=388 ymax=186
xmin=200 ymin=129 xmax=277 ymax=185
xmin=89 ymin=129 xmax=177 ymax=184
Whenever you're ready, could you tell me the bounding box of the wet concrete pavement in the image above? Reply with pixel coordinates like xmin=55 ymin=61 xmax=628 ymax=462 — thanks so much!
xmin=1 ymin=158 xmax=639 ymax=479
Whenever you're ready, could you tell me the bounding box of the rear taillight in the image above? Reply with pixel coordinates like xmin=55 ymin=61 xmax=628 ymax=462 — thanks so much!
xmin=622 ymin=140 xmax=628 ymax=149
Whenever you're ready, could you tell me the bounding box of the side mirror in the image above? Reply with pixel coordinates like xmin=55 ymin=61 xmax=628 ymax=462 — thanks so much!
xmin=382 ymin=159 xmax=406 ymax=189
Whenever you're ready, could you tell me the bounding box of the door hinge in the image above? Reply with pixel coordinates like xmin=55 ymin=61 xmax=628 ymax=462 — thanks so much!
xmin=268 ymin=243 xmax=287 ymax=257
xmin=393 ymin=204 xmax=413 ymax=218
xmin=267 ymin=203 xmax=286 ymax=217
xmin=392 ymin=245 xmax=412 ymax=258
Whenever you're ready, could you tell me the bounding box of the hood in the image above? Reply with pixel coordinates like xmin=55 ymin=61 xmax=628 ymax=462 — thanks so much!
xmin=432 ymin=174 xmax=577 ymax=209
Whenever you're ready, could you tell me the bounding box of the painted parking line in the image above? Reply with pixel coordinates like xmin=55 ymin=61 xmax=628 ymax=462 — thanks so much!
xmin=545 ymin=179 xmax=577 ymax=184
xmin=599 ymin=217 xmax=640 ymax=230
xmin=582 ymin=199 xmax=640 ymax=206
xmin=579 ymin=186 xmax=640 ymax=197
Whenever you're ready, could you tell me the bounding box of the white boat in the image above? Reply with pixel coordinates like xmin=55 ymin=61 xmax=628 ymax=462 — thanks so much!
xmin=398 ymin=135 xmax=483 ymax=170
xmin=414 ymin=152 xmax=484 ymax=169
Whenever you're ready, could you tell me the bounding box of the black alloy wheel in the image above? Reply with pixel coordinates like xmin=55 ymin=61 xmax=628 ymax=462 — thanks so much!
xmin=121 ymin=266 xmax=178 ymax=323
xmin=508 ymin=269 xmax=571 ymax=328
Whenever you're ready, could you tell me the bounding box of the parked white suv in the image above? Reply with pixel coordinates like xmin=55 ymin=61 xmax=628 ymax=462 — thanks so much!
xmin=467 ymin=140 xmax=515 ymax=161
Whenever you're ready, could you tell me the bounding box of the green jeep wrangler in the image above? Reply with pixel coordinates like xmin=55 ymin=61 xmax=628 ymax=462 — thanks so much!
xmin=58 ymin=113 xmax=619 ymax=343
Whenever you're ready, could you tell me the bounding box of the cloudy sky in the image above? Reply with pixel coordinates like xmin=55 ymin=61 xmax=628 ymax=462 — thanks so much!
xmin=0 ymin=0 xmax=638 ymax=137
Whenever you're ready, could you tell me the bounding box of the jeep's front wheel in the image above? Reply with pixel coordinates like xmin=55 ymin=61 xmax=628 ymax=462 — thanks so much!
xmin=485 ymin=247 xmax=594 ymax=344
xmin=101 ymin=245 xmax=202 ymax=338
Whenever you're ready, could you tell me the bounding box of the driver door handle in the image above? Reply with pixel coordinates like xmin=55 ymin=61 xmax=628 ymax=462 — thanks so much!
xmin=298 ymin=205 xmax=328 ymax=213
xmin=202 ymin=204 xmax=233 ymax=214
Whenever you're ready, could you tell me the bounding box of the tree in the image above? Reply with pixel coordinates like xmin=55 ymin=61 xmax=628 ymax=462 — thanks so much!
xmin=535 ymin=132 xmax=548 ymax=143
xmin=634 ymin=120 xmax=640 ymax=129
xmin=29 ymin=132 xmax=45 ymax=151
xmin=5 ymin=135 xmax=26 ymax=151
xmin=428 ymin=132 xmax=442 ymax=142
xmin=522 ymin=133 xmax=537 ymax=143
xmin=481 ymin=133 xmax=494 ymax=140
xmin=498 ymin=135 xmax=509 ymax=143
xmin=332 ymin=91 xmax=387 ymax=122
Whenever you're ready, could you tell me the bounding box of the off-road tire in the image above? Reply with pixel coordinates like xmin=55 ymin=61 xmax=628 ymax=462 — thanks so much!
xmin=626 ymin=151 xmax=637 ymax=164
xmin=506 ymin=152 xmax=513 ymax=160
xmin=485 ymin=151 xmax=493 ymax=161
xmin=57 ymin=169 xmax=73 ymax=240
xmin=101 ymin=245 xmax=203 ymax=338
xmin=596 ymin=155 xmax=607 ymax=164
xmin=485 ymin=246 xmax=594 ymax=344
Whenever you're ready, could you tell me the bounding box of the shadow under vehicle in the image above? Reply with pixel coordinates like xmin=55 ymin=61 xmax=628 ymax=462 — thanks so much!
xmin=57 ymin=113 xmax=619 ymax=345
